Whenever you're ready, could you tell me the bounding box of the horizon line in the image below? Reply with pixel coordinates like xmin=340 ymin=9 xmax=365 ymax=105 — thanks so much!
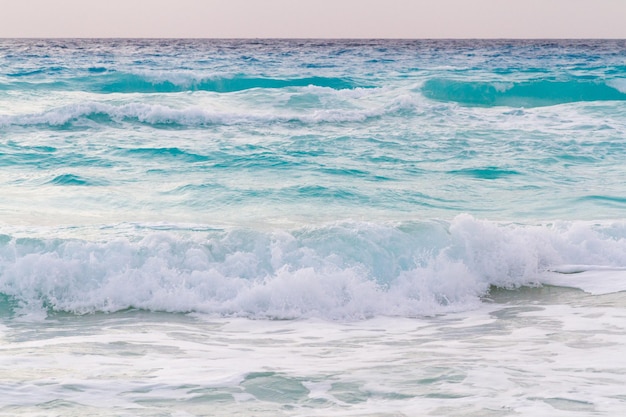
xmin=2 ymin=37 xmax=625 ymax=41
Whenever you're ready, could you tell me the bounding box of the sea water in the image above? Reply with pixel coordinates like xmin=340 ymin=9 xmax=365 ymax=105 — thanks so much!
xmin=0 ymin=39 xmax=625 ymax=416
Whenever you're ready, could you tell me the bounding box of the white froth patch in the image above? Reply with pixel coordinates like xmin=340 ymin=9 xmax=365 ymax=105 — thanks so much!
xmin=542 ymin=266 xmax=626 ymax=295
xmin=607 ymin=79 xmax=626 ymax=94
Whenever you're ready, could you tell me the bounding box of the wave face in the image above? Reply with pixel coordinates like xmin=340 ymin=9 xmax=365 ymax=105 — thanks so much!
xmin=1 ymin=216 xmax=625 ymax=319
xmin=0 ymin=73 xmax=362 ymax=94
xmin=2 ymin=39 xmax=626 ymax=319
xmin=422 ymin=78 xmax=626 ymax=107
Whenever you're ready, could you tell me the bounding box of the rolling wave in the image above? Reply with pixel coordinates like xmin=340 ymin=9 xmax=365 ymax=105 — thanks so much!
xmin=0 ymin=73 xmax=363 ymax=93
xmin=422 ymin=78 xmax=626 ymax=107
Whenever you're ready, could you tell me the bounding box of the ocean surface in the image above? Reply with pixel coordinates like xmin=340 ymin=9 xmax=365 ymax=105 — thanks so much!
xmin=1 ymin=39 xmax=626 ymax=416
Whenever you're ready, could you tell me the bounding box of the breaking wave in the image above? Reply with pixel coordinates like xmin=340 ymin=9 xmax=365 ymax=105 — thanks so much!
xmin=1 ymin=215 xmax=625 ymax=320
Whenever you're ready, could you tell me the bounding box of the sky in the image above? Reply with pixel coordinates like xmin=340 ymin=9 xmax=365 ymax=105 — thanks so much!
xmin=1 ymin=0 xmax=625 ymax=39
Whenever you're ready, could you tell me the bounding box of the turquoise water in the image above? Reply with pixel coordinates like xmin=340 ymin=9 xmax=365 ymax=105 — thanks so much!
xmin=1 ymin=39 xmax=626 ymax=415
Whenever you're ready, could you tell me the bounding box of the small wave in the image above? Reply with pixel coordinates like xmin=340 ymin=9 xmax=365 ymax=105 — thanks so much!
xmin=47 ymin=174 xmax=108 ymax=186
xmin=578 ymin=195 xmax=626 ymax=204
xmin=87 ymin=67 xmax=108 ymax=73
xmin=116 ymin=147 xmax=211 ymax=163
xmin=5 ymin=67 xmax=67 ymax=78
xmin=576 ymin=195 xmax=626 ymax=209
xmin=1 ymin=215 xmax=625 ymax=320
xmin=448 ymin=167 xmax=521 ymax=180
xmin=422 ymin=78 xmax=626 ymax=107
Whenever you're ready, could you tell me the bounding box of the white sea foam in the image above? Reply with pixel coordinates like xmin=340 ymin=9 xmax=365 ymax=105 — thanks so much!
xmin=1 ymin=215 xmax=625 ymax=319
xmin=607 ymin=78 xmax=626 ymax=94
xmin=542 ymin=266 xmax=626 ymax=295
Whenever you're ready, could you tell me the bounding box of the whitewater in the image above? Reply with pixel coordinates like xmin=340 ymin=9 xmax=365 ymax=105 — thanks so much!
xmin=1 ymin=39 xmax=625 ymax=416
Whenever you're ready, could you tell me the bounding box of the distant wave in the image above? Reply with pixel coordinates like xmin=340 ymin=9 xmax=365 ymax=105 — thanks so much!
xmin=422 ymin=78 xmax=626 ymax=107
xmin=1 ymin=215 xmax=625 ymax=319
xmin=0 ymin=72 xmax=364 ymax=93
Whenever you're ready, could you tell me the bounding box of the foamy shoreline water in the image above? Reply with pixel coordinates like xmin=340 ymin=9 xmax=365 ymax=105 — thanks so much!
xmin=1 ymin=287 xmax=625 ymax=416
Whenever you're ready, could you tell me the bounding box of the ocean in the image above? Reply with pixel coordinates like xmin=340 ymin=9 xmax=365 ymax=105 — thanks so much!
xmin=1 ymin=38 xmax=625 ymax=416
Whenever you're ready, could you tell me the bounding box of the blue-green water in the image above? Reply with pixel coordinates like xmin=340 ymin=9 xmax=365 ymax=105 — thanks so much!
xmin=1 ymin=39 xmax=626 ymax=416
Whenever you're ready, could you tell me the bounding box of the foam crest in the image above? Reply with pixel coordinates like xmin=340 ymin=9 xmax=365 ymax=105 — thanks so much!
xmin=0 ymin=97 xmax=406 ymax=128
xmin=1 ymin=215 xmax=625 ymax=320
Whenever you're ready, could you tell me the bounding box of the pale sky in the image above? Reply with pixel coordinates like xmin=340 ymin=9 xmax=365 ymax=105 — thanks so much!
xmin=1 ymin=0 xmax=625 ymax=38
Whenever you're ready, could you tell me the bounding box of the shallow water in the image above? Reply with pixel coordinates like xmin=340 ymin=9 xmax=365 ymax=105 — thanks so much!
xmin=2 ymin=287 xmax=625 ymax=416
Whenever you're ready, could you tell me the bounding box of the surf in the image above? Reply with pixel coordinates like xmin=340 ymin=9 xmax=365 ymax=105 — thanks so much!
xmin=1 ymin=216 xmax=625 ymax=319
